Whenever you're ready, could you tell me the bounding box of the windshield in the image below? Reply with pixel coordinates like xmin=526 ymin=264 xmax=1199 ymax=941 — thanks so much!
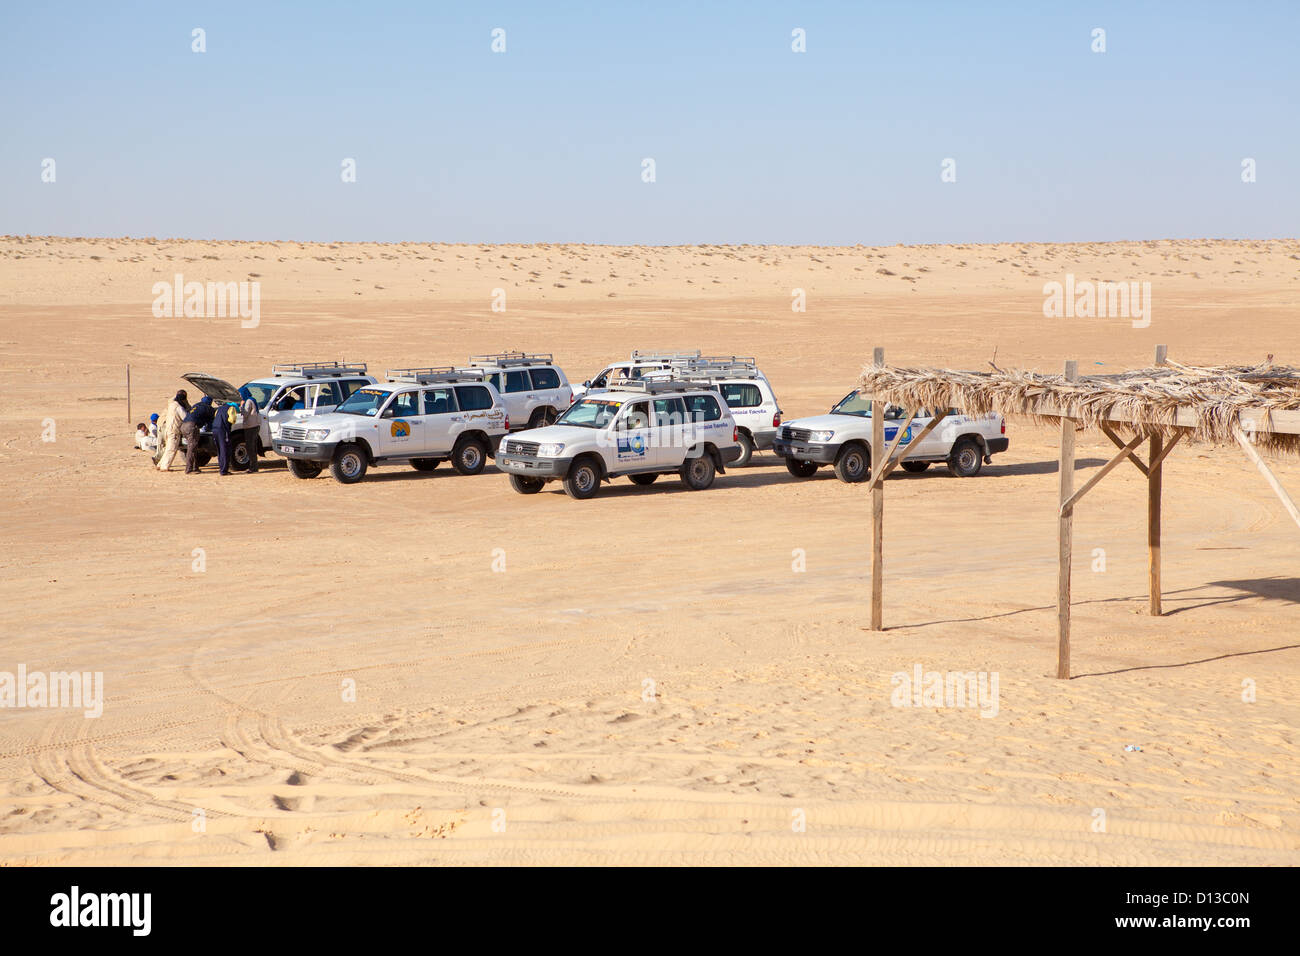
xmin=830 ymin=390 xmax=873 ymax=417
xmin=239 ymin=382 xmax=277 ymax=409
xmin=336 ymin=387 xmax=392 ymax=417
xmin=557 ymin=397 xmax=624 ymax=428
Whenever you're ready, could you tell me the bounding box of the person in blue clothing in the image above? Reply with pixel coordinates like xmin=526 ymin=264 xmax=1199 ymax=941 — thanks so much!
xmin=213 ymin=400 xmax=234 ymax=475
xmin=182 ymin=396 xmax=215 ymax=474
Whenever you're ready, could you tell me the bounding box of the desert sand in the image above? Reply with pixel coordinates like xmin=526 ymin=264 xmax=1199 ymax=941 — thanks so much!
xmin=1 ymin=235 xmax=1298 ymax=865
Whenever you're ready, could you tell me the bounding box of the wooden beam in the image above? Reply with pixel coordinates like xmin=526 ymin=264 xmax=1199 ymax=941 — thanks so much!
xmin=1060 ymin=429 xmax=1148 ymax=515
xmin=1148 ymin=431 xmax=1183 ymax=472
xmin=871 ymin=348 xmax=885 ymax=631
xmin=1154 ymin=344 xmax=1168 ymax=366
xmin=1233 ymin=426 xmax=1300 ymax=532
xmin=1100 ymin=422 xmax=1149 ymax=477
xmin=1148 ymin=431 xmax=1164 ymax=616
xmin=1057 ymin=360 xmax=1077 ymax=679
xmin=868 ymin=409 xmax=951 ymax=490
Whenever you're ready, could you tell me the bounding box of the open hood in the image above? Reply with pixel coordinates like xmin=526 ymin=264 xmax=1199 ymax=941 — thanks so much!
xmin=182 ymin=372 xmax=241 ymax=403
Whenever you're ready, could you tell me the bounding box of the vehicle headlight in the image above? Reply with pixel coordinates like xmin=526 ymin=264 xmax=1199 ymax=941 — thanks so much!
xmin=809 ymin=430 xmax=835 ymax=442
xmin=269 ymin=422 xmax=281 ymax=436
xmin=537 ymin=443 xmax=565 ymax=457
xmin=307 ymin=428 xmax=331 ymax=441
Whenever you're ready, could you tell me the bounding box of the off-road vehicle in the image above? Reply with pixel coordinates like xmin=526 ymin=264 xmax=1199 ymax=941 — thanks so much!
xmin=773 ymin=389 xmax=1008 ymax=483
xmin=463 ymin=352 xmax=572 ymax=430
xmin=275 ymin=368 xmax=509 ymax=483
xmin=497 ymin=379 xmax=742 ymax=499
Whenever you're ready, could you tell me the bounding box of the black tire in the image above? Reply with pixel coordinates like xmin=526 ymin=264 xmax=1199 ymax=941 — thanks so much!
xmin=679 ymin=452 xmax=716 ymax=490
xmin=562 ymin=457 xmax=602 ymax=499
xmin=288 ymin=459 xmax=323 ymax=479
xmin=230 ymin=438 xmax=251 ymax=472
xmin=785 ymin=458 xmax=819 ymax=478
xmin=528 ymin=407 xmax=557 ymax=428
xmin=833 ymin=442 xmax=871 ymax=483
xmin=509 ymin=474 xmax=545 ymax=494
xmin=733 ymin=430 xmax=754 ymax=467
xmin=195 ymin=451 xmax=212 ymax=468
xmin=451 ymin=437 xmax=488 ymax=475
xmin=947 ymin=438 xmax=983 ymax=477
xmin=330 ymin=443 xmax=368 ymax=484
xmin=410 ymin=458 xmax=440 ymax=472
xmin=629 ymin=473 xmax=658 ymax=486
xmin=901 ymin=460 xmax=930 ymax=474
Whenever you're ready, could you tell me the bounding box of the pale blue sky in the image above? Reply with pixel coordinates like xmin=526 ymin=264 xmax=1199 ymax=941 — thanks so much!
xmin=2 ymin=1 xmax=1296 ymax=244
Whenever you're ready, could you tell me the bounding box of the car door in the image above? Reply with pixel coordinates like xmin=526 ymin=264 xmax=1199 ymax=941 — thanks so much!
xmin=652 ymin=397 xmax=687 ymax=467
xmin=905 ymin=408 xmax=944 ymax=458
xmin=496 ymin=370 xmax=532 ymax=424
xmin=421 ymin=386 xmax=459 ymax=454
xmin=613 ymin=400 xmax=653 ymax=471
xmin=377 ymin=389 xmax=424 ymax=457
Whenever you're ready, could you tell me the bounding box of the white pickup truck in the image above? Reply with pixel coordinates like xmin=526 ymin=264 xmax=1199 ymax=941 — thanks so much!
xmin=773 ymin=389 xmax=1008 ymax=482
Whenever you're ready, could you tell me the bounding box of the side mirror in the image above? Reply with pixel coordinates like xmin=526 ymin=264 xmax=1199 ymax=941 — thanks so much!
xmin=583 ymin=380 xmax=591 ymax=388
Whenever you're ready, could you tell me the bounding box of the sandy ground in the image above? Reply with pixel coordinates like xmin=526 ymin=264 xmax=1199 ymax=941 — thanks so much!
xmin=1 ymin=235 xmax=1298 ymax=865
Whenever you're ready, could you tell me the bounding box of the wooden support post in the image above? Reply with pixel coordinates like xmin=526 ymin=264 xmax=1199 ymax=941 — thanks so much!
xmin=871 ymin=347 xmax=885 ymax=631
xmin=126 ymin=364 xmax=132 ymax=425
xmin=867 ymin=410 xmax=950 ymax=490
xmin=1234 ymin=426 xmax=1300 ymax=531
xmin=1057 ymin=360 xmax=1077 ymax=679
xmin=1148 ymin=431 xmax=1164 ymax=616
xmin=1100 ymin=422 xmax=1149 ymax=477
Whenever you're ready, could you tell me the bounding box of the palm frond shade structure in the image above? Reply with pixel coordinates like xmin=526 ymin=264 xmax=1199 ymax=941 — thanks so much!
xmin=857 ymin=347 xmax=1300 ymax=678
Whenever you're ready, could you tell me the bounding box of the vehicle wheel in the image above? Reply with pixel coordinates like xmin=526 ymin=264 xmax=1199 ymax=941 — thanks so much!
xmin=195 ymin=451 xmax=212 ymax=467
xmin=288 ymin=459 xmax=323 ymax=479
xmin=901 ymin=460 xmax=930 ymax=474
xmin=562 ymin=458 xmax=602 ymax=499
xmin=629 ymin=473 xmax=658 ymax=486
xmin=784 ymin=458 xmax=819 ymax=478
xmin=947 ymin=438 xmax=983 ymax=477
xmin=528 ymin=407 xmax=557 ymax=428
xmin=680 ymin=453 xmax=716 ymax=490
xmin=231 ymin=439 xmax=251 ymax=471
xmin=509 ymin=474 xmax=545 ymax=494
xmin=833 ymin=443 xmax=871 ymax=483
xmin=451 ymin=437 xmax=488 ymax=475
xmin=330 ymin=443 xmax=368 ymax=484
xmin=410 ymin=458 xmax=440 ymax=472
xmin=733 ymin=430 xmax=754 ymax=467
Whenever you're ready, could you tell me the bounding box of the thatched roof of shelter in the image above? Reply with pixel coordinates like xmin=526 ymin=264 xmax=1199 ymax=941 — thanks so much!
xmin=858 ymin=357 xmax=1300 ymax=455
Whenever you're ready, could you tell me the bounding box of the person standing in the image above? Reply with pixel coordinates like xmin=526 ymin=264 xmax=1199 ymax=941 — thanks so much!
xmin=182 ymin=396 xmax=214 ymax=474
xmin=213 ymin=400 xmax=234 ymax=476
xmin=240 ymin=393 xmax=262 ymax=473
xmin=156 ymin=390 xmax=190 ymax=471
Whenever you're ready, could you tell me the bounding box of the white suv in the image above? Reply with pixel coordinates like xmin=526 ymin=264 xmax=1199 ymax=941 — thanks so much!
xmin=182 ymin=361 xmax=375 ymax=469
xmin=275 ymin=368 xmax=510 ymax=483
xmin=464 ymin=352 xmax=572 ymax=430
xmin=497 ymin=379 xmax=743 ymax=499
xmin=645 ymin=356 xmax=781 ymax=466
xmin=570 ymin=349 xmax=702 ymax=401
xmin=773 ymin=388 xmax=1009 ymax=483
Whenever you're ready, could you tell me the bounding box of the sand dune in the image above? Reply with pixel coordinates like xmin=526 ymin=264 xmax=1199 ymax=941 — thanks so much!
xmin=1 ymin=235 xmax=1298 ymax=865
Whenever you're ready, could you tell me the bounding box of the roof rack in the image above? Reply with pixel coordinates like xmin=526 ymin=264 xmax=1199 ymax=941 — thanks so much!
xmin=605 ymin=379 xmax=701 ymax=394
xmin=386 ymin=367 xmax=486 ymax=385
xmin=629 ymin=349 xmax=701 ymax=362
xmin=272 ymin=361 xmax=368 ymax=378
xmin=466 ymin=351 xmax=553 ymax=367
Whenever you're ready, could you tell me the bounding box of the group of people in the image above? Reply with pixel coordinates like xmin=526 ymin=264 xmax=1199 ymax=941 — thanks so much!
xmin=139 ymin=389 xmax=262 ymax=475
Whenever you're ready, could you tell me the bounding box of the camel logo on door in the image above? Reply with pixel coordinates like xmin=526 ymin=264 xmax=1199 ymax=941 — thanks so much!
xmin=390 ymin=420 xmax=411 ymax=438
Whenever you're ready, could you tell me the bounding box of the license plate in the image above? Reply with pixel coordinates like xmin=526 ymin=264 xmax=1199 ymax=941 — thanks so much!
xmin=279 ymin=445 xmax=293 ymax=453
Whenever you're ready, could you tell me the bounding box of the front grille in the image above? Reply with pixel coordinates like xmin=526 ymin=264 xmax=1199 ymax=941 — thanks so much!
xmin=507 ymin=440 xmax=539 ymax=456
xmin=784 ymin=427 xmax=812 ymax=442
xmin=280 ymin=425 xmax=309 ymax=441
